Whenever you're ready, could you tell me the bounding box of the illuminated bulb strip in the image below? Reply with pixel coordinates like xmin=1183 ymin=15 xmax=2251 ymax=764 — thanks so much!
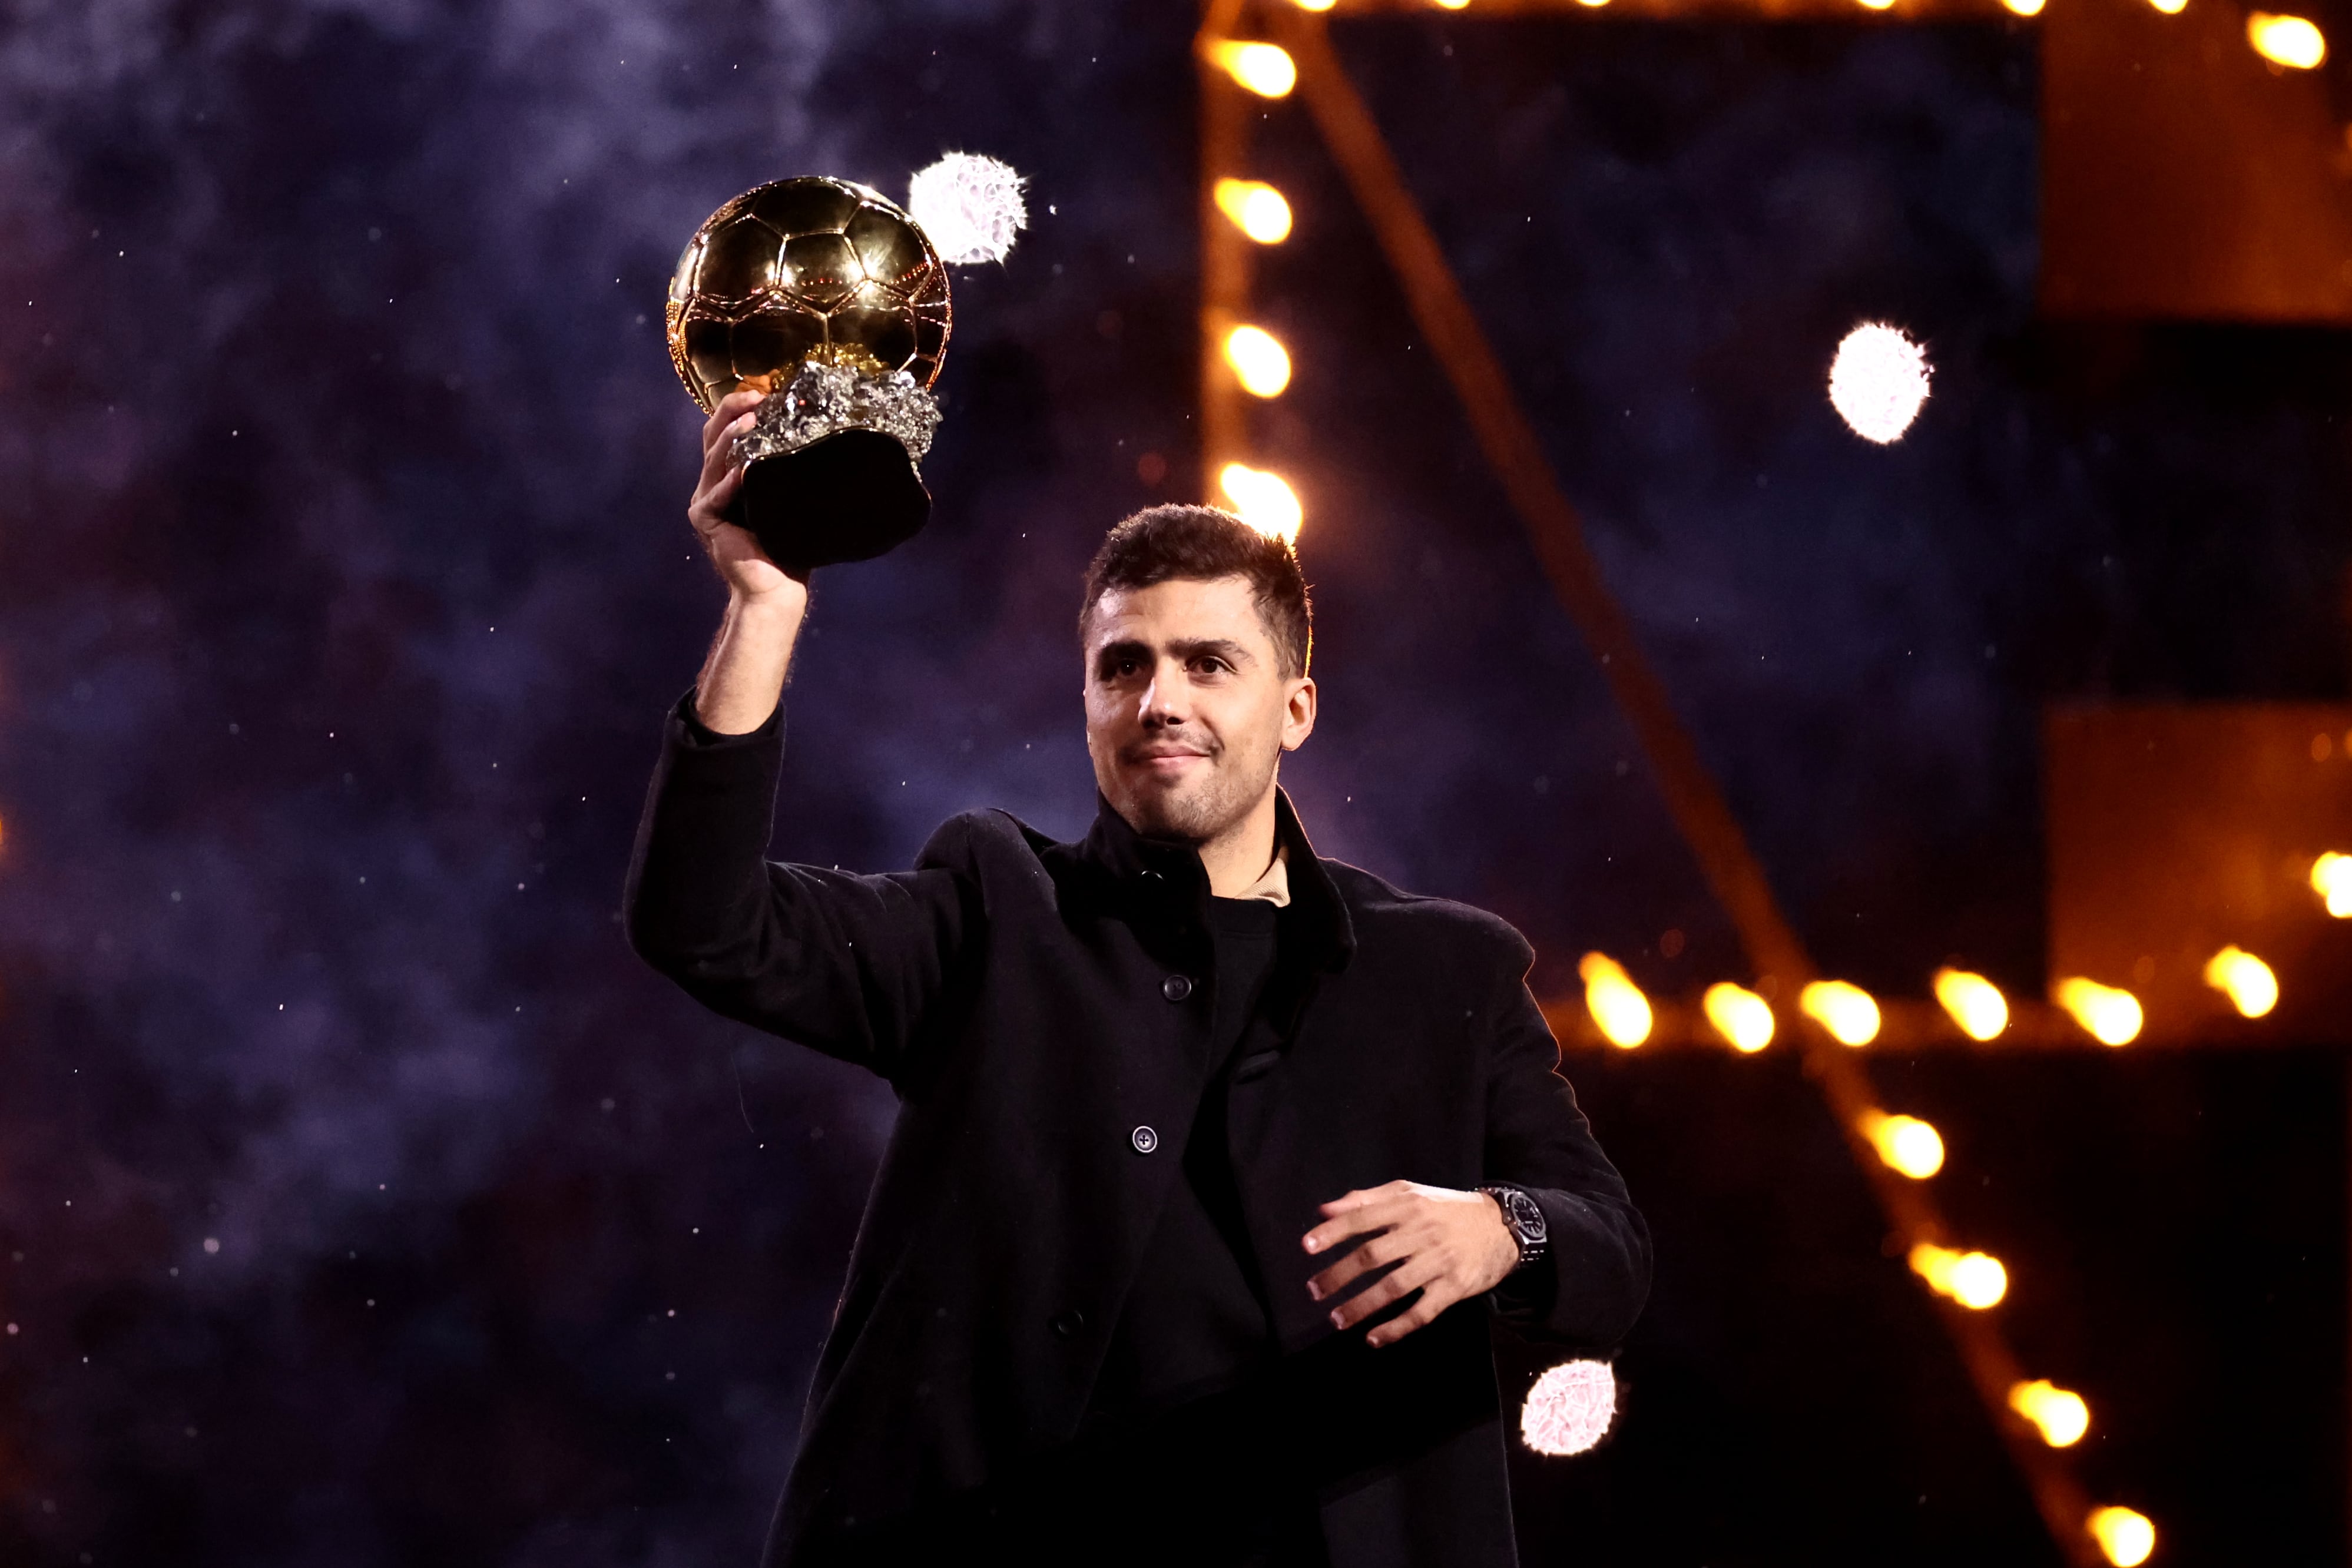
xmin=1859 ymin=1108 xmax=1944 ymax=1179
xmin=1224 ymin=324 xmax=1293 ymax=397
xmin=2054 ymin=977 xmax=2142 ymax=1046
xmin=1579 ymin=953 xmax=1652 ymax=1049
xmin=2312 ymin=851 xmax=2352 ymax=916
xmin=2248 ymin=11 xmax=2327 ymax=67
xmin=1207 ymin=40 xmax=1297 ymax=98
xmin=1213 ymin=179 xmax=1293 ymax=245
xmin=2008 ymin=1379 xmax=2091 ymax=1447
xmin=2088 ymin=1506 xmax=2157 ymax=1567
xmin=2003 ymin=0 xmax=2047 ymax=14
xmin=1933 ymin=967 xmax=2009 ymax=1041
xmin=1909 ymin=1241 xmax=2007 ymax=1309
xmin=1798 ymin=979 xmax=1880 ymax=1046
xmin=1217 ymin=464 xmax=1303 ymax=546
xmin=1291 ymin=0 xmax=1338 ymax=9
xmin=2204 ymin=944 xmax=2278 ymax=1018
xmin=1702 ymin=982 xmax=1774 ymax=1053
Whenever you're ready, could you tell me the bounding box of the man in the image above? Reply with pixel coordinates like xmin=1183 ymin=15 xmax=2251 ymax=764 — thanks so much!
xmin=625 ymin=389 xmax=1651 ymax=1567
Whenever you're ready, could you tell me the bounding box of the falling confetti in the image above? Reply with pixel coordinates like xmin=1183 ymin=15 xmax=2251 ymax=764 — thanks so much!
xmin=1520 ymin=1358 xmax=1618 ymax=1455
xmin=907 ymin=153 xmax=1028 ymax=265
xmin=1828 ymin=322 xmax=1931 ymax=443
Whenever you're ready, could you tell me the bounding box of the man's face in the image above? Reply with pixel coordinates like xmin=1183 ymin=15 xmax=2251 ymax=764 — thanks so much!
xmin=1083 ymin=575 xmax=1316 ymax=845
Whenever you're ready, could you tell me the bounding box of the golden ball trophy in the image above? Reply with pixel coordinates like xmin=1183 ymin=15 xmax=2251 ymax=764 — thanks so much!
xmin=665 ymin=157 xmax=1024 ymax=571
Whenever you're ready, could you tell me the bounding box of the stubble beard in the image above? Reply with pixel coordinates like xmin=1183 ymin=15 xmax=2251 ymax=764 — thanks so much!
xmin=1117 ymin=745 xmax=1275 ymax=846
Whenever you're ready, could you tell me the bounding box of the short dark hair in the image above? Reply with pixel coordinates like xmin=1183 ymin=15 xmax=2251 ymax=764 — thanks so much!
xmin=1078 ymin=505 xmax=1312 ymax=678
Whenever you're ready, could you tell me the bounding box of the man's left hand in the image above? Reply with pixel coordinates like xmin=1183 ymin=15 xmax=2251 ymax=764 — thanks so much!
xmin=1301 ymin=1181 xmax=1521 ymax=1348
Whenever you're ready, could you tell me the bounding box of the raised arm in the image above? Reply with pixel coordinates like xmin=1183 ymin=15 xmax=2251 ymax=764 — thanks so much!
xmin=687 ymin=389 xmax=806 ymax=735
xmin=623 ymin=390 xmax=973 ymax=1081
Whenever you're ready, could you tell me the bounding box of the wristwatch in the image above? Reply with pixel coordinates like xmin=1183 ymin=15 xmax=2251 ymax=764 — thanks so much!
xmin=1476 ymin=1184 xmax=1549 ymax=1272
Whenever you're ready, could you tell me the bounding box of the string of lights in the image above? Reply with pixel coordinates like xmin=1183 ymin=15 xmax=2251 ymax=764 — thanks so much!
xmin=1180 ymin=1 xmax=2336 ymax=1559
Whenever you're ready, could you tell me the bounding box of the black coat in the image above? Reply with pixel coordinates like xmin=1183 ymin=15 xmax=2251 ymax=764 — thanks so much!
xmin=624 ymin=701 xmax=1651 ymax=1567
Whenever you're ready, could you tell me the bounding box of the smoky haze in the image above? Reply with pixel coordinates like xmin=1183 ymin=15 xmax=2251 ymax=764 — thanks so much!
xmin=0 ymin=3 xmax=2343 ymax=1564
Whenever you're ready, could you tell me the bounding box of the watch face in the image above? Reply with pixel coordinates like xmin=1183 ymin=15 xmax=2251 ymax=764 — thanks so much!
xmin=1505 ymin=1189 xmax=1548 ymax=1244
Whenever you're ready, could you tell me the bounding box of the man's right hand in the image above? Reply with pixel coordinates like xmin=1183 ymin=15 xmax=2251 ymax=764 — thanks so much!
xmin=690 ymin=389 xmax=806 ymax=611
xmin=687 ymin=388 xmax=810 ymax=735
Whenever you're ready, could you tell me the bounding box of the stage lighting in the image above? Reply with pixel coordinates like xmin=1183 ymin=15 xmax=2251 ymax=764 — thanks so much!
xmin=2009 ymin=1379 xmax=2091 ymax=1447
xmin=2088 ymin=1506 xmax=2156 ymax=1567
xmin=2054 ymin=977 xmax=2141 ymax=1046
xmin=1933 ymin=968 xmax=2009 ymax=1041
xmin=1208 ymin=41 xmax=1297 ymax=98
xmin=1224 ymin=324 xmax=1293 ymax=397
xmin=1291 ymin=0 xmax=1338 ymax=9
xmin=1519 ymin=1360 xmax=1616 ymax=1456
xmin=1909 ymin=1242 xmax=2007 ymax=1309
xmin=1828 ymin=323 xmax=1930 ymax=442
xmin=1217 ymin=463 xmax=1303 ymax=545
xmin=2248 ymin=12 xmax=2326 ymax=66
xmin=2202 ymin=945 xmax=2278 ymax=1018
xmin=1435 ymin=0 xmax=1472 ymax=9
xmin=1799 ymin=979 xmax=1880 ymax=1046
xmin=1702 ymin=982 xmax=1774 ymax=1052
xmin=2145 ymin=0 xmax=2186 ymax=12
xmin=1578 ymin=953 xmax=1652 ymax=1049
xmin=1859 ymin=1109 xmax=1944 ymax=1179
xmin=1214 ymin=179 xmax=1294 ymax=244
xmin=2311 ymin=851 xmax=2352 ymax=916
xmin=2003 ymin=0 xmax=2047 ymax=14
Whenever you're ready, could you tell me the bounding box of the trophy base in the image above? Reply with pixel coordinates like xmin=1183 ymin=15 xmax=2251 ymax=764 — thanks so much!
xmin=731 ymin=429 xmax=933 ymax=573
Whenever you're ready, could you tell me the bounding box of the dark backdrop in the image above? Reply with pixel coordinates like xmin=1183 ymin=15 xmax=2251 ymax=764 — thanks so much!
xmin=0 ymin=4 xmax=2341 ymax=1564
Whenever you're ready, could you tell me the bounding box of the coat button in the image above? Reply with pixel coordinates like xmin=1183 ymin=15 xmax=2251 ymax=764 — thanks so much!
xmin=1161 ymin=974 xmax=1194 ymax=1002
xmin=1050 ymin=1308 xmax=1087 ymax=1339
xmin=1131 ymin=1125 xmax=1159 ymax=1155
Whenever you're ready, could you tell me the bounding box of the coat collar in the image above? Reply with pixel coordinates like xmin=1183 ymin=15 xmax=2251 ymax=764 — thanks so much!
xmin=1081 ymin=787 xmax=1355 ymax=974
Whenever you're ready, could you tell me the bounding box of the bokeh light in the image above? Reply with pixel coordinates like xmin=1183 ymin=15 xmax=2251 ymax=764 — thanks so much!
xmin=2203 ymin=945 xmax=2278 ymax=1018
xmin=1827 ymin=322 xmax=1931 ymax=442
xmin=1702 ymin=982 xmax=1774 ymax=1052
xmin=1224 ymin=323 xmax=1293 ymax=397
xmin=1209 ymin=40 xmax=1297 ymax=98
xmin=1579 ymin=953 xmax=1652 ymax=1049
xmin=1213 ymin=178 xmax=1294 ymax=244
xmin=2089 ymin=1506 xmax=2157 ymax=1567
xmin=1860 ymin=1109 xmax=1945 ymax=1179
xmin=1799 ymin=979 xmax=1880 ymax=1046
xmin=2003 ymin=0 xmax=2047 ymax=14
xmin=2310 ymin=850 xmax=2352 ymax=915
xmin=2055 ymin=977 xmax=2142 ymax=1046
xmin=1933 ymin=967 xmax=2009 ymax=1041
xmin=1519 ymin=1360 xmax=1617 ymax=1455
xmin=2146 ymin=0 xmax=2187 ymax=13
xmin=1217 ymin=463 xmax=1303 ymax=545
xmin=2248 ymin=12 xmax=2327 ymax=67
xmin=2009 ymin=1379 xmax=2091 ymax=1447
xmin=1910 ymin=1242 xmax=2008 ymax=1309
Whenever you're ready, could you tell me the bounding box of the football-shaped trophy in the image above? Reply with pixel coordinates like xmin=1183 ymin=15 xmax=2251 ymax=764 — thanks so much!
xmin=667 ymin=158 xmax=1023 ymax=572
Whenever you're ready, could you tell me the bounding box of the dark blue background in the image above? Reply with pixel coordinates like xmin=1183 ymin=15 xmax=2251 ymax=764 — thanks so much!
xmin=0 ymin=4 xmax=2341 ymax=1563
